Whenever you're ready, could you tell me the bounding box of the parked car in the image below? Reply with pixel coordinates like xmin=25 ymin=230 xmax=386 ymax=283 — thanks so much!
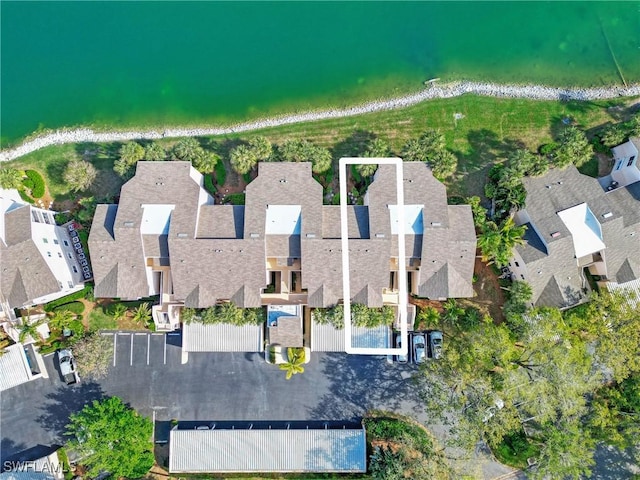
xmin=429 ymin=331 xmax=444 ymax=360
xmin=394 ymin=334 xmax=409 ymax=363
xmin=412 ymin=333 xmax=426 ymax=364
xmin=58 ymin=349 xmax=78 ymax=385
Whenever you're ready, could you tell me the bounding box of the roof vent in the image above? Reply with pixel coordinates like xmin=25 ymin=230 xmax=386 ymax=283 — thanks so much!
xmin=177 ymin=233 xmax=188 ymax=238
xmin=551 ymin=231 xmax=561 ymax=238
xmin=123 ymin=221 xmax=134 ymax=227
xmin=557 ymin=181 xmax=563 ymax=185
xmin=431 ymin=222 xmax=441 ymax=227
xmin=306 ymin=233 xmax=316 ymax=238
xmin=250 ymin=233 xmax=260 ymax=238
xmin=375 ymin=233 xmax=385 ymax=238
xmin=545 ymin=185 xmax=551 ymax=189
xmin=279 ymin=179 xmax=287 ymax=183
xmin=602 ymin=212 xmax=613 ymax=219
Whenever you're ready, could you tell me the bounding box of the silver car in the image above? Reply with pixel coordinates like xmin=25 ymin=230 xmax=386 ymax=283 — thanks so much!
xmin=412 ymin=333 xmax=426 ymax=364
xmin=429 ymin=331 xmax=443 ymax=360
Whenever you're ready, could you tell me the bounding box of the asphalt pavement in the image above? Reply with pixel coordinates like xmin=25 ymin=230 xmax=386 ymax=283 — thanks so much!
xmin=2 ymin=330 xmax=635 ymax=479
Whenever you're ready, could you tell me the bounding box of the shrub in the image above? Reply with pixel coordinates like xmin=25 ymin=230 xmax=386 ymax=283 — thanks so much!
xmin=224 ymin=193 xmax=245 ymax=205
xmin=23 ymin=169 xmax=47 ymax=198
xmin=44 ymin=287 xmax=92 ymax=312
xmin=215 ymin=157 xmax=227 ymax=186
xmin=18 ymin=189 xmax=35 ymax=204
xmin=54 ymin=301 xmax=85 ymax=315
xmin=182 ymin=304 xmax=265 ymax=326
xmin=203 ymin=173 xmax=217 ymax=194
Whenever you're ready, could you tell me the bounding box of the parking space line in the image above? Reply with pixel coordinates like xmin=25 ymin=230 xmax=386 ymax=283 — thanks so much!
xmin=135 ymin=332 xmax=146 ymax=335
xmin=164 ymin=334 xmax=167 ymax=365
xmin=113 ymin=333 xmax=117 ymax=367
xmin=147 ymin=334 xmax=150 ymax=365
xmin=130 ymin=334 xmax=134 ymax=366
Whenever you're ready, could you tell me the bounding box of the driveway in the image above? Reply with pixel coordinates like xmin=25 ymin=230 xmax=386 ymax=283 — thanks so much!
xmin=0 ymin=331 xmax=520 ymax=479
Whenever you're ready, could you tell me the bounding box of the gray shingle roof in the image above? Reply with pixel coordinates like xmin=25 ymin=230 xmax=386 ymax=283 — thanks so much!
xmin=169 ymin=426 xmax=366 ymax=473
xmin=196 ymin=205 xmax=244 ymax=239
xmin=182 ymin=322 xmax=264 ymax=352
xmin=515 ymin=166 xmax=640 ymax=308
xmin=1 ymin=206 xmax=61 ymax=308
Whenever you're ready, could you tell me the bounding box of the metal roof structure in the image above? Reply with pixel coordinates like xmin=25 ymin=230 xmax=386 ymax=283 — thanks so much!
xmin=169 ymin=425 xmax=366 ymax=473
xmin=0 ymin=343 xmax=35 ymax=392
xmin=182 ymin=322 xmax=264 ymax=352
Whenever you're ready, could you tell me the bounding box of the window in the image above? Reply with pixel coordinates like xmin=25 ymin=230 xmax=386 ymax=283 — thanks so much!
xmin=615 ymin=160 xmax=623 ymax=171
xmin=68 ymin=281 xmax=74 ymax=289
xmin=520 ymin=274 xmax=525 ymax=280
xmin=58 ymin=281 xmax=64 ymax=289
xmin=628 ymin=156 xmax=635 ymax=167
xmin=42 ymin=238 xmax=48 ymax=244
xmin=67 ymin=252 xmax=73 ymax=259
xmin=58 ymin=252 xmax=62 ymax=258
xmin=47 ymin=252 xmax=52 ymax=257
xmin=63 ymin=240 xmax=69 ymax=247
xmin=72 ymin=266 xmax=78 ymax=273
xmin=53 ymin=239 xmax=59 ymax=245
xmin=515 ymin=261 xmax=520 ymax=267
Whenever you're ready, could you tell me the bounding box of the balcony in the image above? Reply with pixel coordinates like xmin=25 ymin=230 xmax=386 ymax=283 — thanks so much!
xmin=382 ymin=288 xmax=399 ymax=305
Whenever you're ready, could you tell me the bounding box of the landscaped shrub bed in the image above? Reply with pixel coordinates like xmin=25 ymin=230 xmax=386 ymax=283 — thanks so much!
xmin=182 ymin=303 xmax=265 ymax=325
xmin=215 ymin=160 xmax=227 ymax=186
xmin=313 ymin=303 xmax=395 ymax=329
xmin=53 ymin=301 xmax=85 ymax=315
xmin=203 ymin=173 xmax=217 ymax=194
xmin=44 ymin=286 xmax=93 ymax=312
xmin=22 ymin=169 xmax=45 ymax=198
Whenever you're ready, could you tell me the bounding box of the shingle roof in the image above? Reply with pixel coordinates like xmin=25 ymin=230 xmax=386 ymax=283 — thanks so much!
xmin=515 ymin=167 xmax=640 ymax=308
xmin=1 ymin=206 xmax=61 ymax=308
xmin=196 ymin=205 xmax=244 ymax=239
xmin=182 ymin=322 xmax=264 ymax=352
xmin=169 ymin=426 xmax=366 ymax=473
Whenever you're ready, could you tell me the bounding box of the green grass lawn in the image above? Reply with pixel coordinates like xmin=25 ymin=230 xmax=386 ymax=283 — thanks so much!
xmin=4 ymin=94 xmax=635 ymax=200
xmin=87 ymin=307 xmax=117 ymax=331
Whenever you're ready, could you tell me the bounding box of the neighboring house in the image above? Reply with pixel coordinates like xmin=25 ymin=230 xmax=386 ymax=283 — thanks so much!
xmin=89 ymin=161 xmax=476 ymax=336
xmin=510 ymin=163 xmax=640 ymax=309
xmin=168 ymin=422 xmax=367 ymax=474
xmin=609 ymin=136 xmax=640 ymax=188
xmin=0 ymin=189 xmax=85 ymax=314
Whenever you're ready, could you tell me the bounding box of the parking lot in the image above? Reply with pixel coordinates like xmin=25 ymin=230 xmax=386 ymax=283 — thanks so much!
xmin=102 ymin=331 xmax=183 ymax=367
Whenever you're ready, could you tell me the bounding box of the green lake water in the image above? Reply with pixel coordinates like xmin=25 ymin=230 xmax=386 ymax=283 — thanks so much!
xmin=1 ymin=1 xmax=639 ymax=147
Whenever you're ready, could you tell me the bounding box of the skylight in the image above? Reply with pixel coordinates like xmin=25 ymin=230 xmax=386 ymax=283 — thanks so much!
xmin=388 ymin=205 xmax=424 ymax=234
xmin=141 ymin=204 xmax=175 ymax=235
xmin=557 ymin=203 xmax=605 ymax=258
xmin=265 ymin=205 xmax=301 ymax=235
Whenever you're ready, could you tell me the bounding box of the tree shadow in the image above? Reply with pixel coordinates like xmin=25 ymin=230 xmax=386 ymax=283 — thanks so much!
xmin=0 ymin=438 xmax=28 ymax=464
xmin=330 ymin=129 xmax=377 ymax=160
xmin=459 ymin=129 xmax=525 ymax=198
xmin=36 ymin=381 xmax=105 ymax=438
xmin=308 ymin=353 xmax=424 ymax=421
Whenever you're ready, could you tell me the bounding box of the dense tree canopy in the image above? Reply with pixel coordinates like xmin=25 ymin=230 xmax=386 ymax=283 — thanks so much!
xmin=65 ymin=396 xmax=154 ymax=479
xmin=553 ymin=126 xmax=593 ymax=168
xmin=357 ymin=137 xmax=392 ymax=177
xmin=64 ymin=159 xmax=96 ymax=192
xmin=279 ymin=139 xmax=332 ymax=173
xmin=401 ymin=129 xmax=457 ymax=181
xmin=143 ymin=142 xmax=166 ymax=161
xmin=230 ymin=144 xmax=257 ymax=174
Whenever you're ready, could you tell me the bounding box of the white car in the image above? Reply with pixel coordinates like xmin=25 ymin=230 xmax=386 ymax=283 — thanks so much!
xmin=412 ymin=333 xmax=426 ymax=364
xmin=58 ymin=349 xmax=79 ymax=385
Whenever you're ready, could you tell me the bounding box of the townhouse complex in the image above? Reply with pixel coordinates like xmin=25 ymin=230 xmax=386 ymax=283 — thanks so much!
xmin=510 ymin=137 xmax=640 ymax=308
xmin=88 ymin=160 xmax=476 ymax=338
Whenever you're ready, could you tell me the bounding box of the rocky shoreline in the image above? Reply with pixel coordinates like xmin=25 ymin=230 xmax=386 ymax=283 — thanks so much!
xmin=2 ymin=81 xmax=639 ymax=162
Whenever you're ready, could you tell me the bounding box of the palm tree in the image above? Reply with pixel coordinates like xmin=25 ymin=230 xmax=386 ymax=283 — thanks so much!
xmin=0 ymin=168 xmax=24 ymax=189
xmin=248 ymin=136 xmax=273 ymax=161
xmin=132 ymin=303 xmax=152 ymax=325
xmin=442 ymin=299 xmax=464 ymax=324
xmin=18 ymin=316 xmax=43 ymax=343
xmin=144 ymin=142 xmax=166 ymax=161
xmin=172 ymin=137 xmax=201 ymax=162
xmin=49 ymin=310 xmax=76 ymax=331
xmin=192 ymin=150 xmax=219 ymax=174
xmin=63 ymin=159 xmax=97 ymax=192
xmin=279 ymin=347 xmax=305 ymax=379
xmin=230 ymin=145 xmax=257 ymax=174
xmin=477 ymin=222 xmax=502 ymax=264
xmin=110 ymin=303 xmax=128 ymax=323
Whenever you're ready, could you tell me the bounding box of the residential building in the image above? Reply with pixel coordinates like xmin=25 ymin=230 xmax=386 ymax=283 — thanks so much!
xmin=0 ymin=189 xmax=86 ymax=315
xmin=510 ymin=161 xmax=640 ymax=309
xmin=89 ymin=161 xmax=476 ymax=339
xmin=168 ymin=421 xmax=366 ymax=474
